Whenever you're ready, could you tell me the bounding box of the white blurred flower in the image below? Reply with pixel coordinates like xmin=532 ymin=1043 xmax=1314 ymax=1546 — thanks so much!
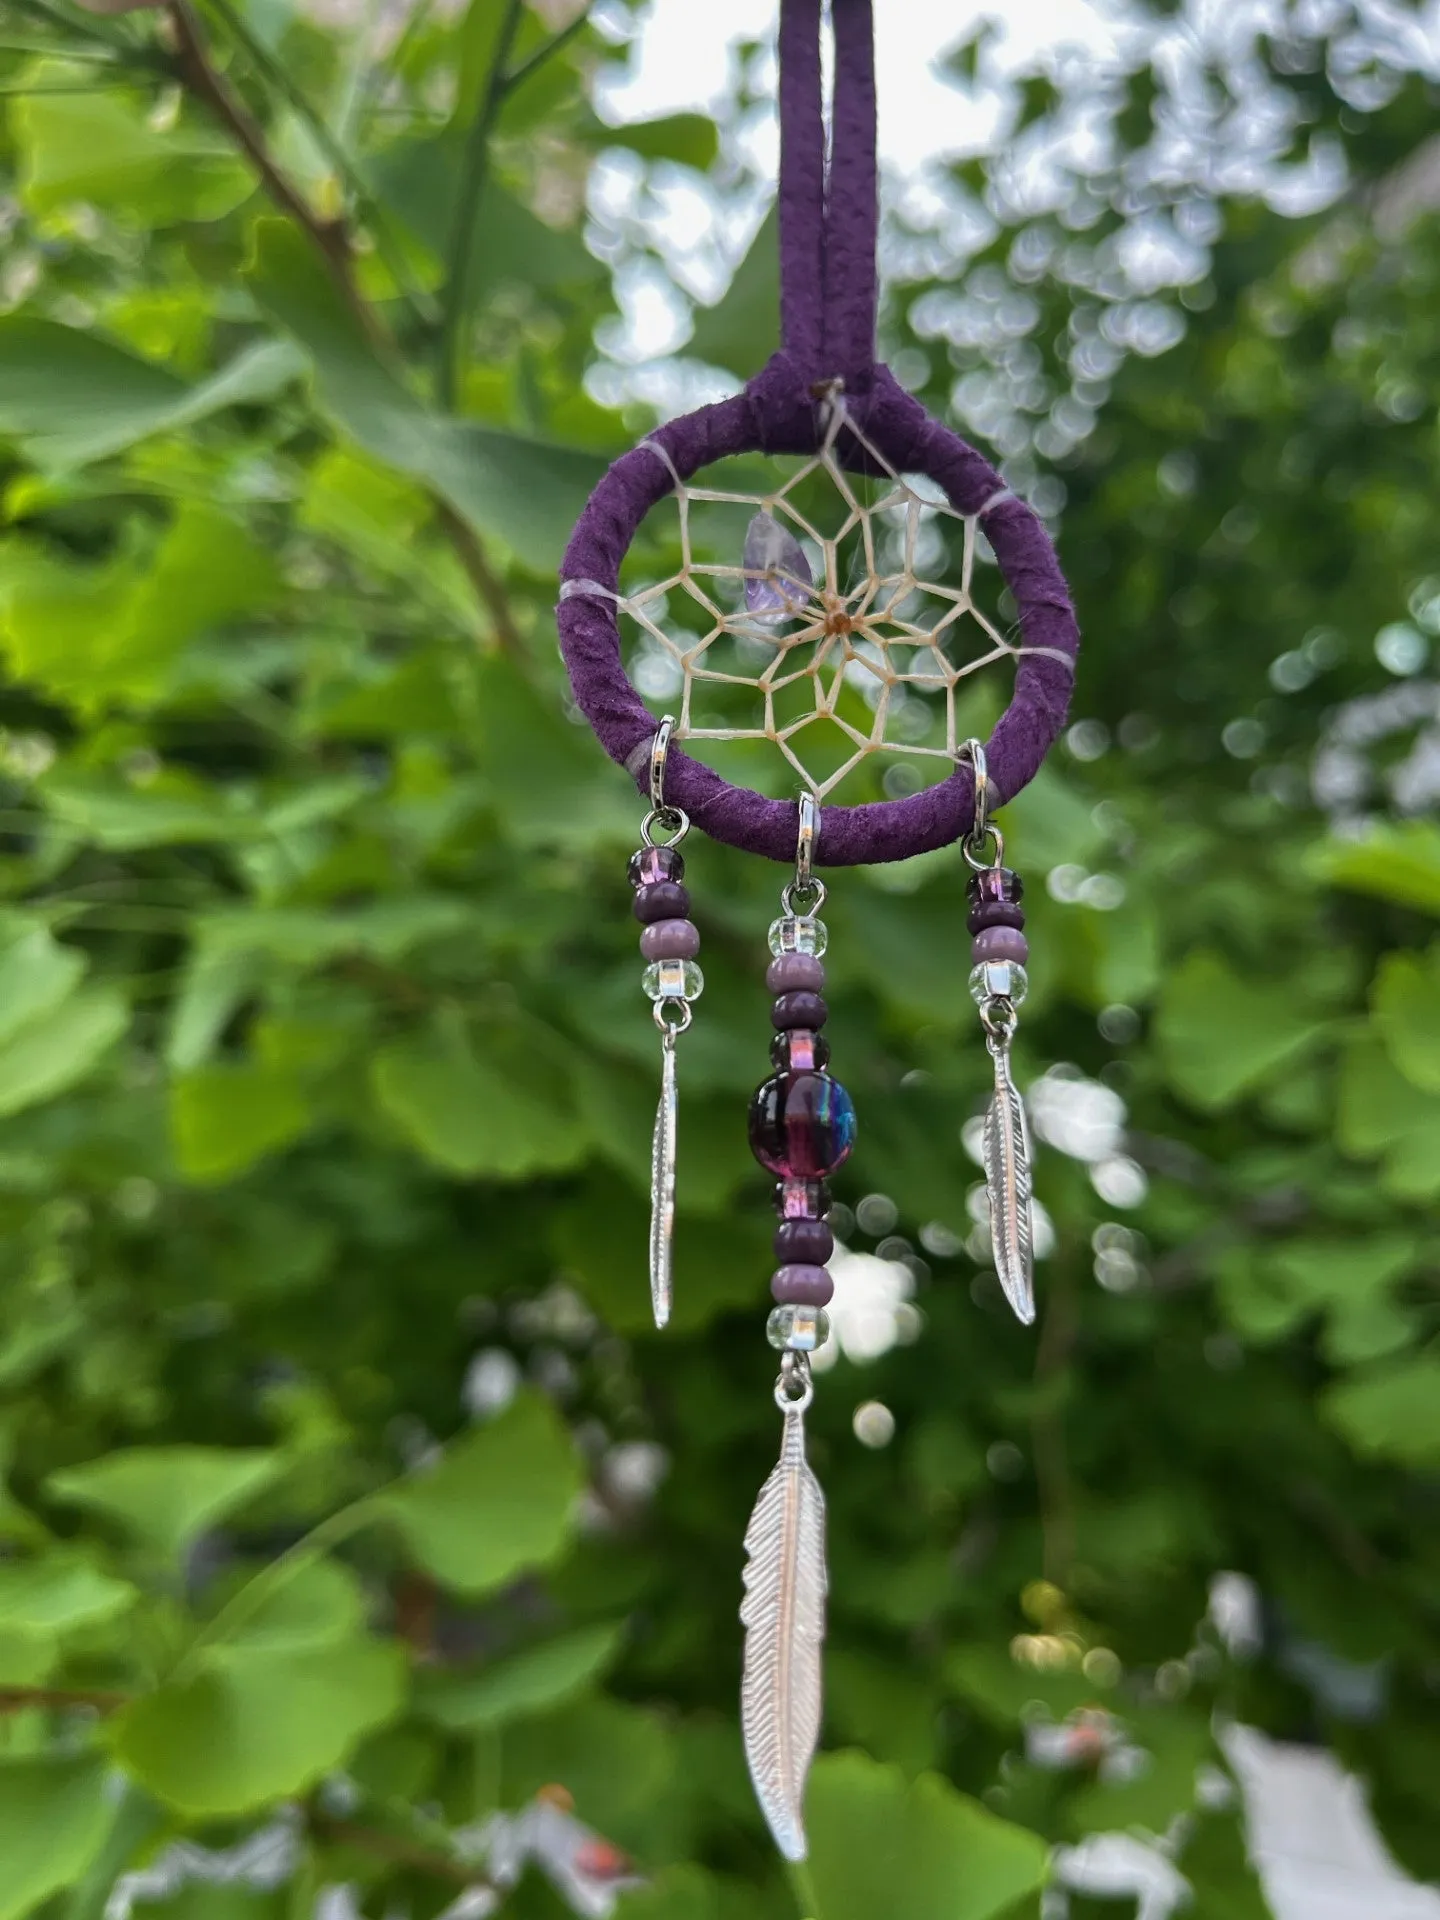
xmin=814 ymin=1246 xmax=914 ymax=1369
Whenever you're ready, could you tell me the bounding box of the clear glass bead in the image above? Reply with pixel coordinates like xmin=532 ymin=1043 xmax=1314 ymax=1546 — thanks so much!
xmin=766 ymin=1304 xmax=831 ymax=1352
xmin=968 ymin=960 xmax=1028 ymax=1008
xmin=768 ymin=915 xmax=828 ymax=959
xmin=643 ymin=959 xmax=704 ymax=1001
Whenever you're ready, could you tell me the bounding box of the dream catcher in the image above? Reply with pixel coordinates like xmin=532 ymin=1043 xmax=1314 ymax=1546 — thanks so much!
xmin=558 ymin=0 xmax=1078 ymax=1862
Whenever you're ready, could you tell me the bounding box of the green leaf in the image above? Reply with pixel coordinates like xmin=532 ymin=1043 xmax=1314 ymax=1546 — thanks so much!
xmin=0 ymin=319 xmax=302 ymax=469
xmin=1307 ymin=822 xmax=1440 ymax=916
xmin=416 ymin=1621 xmax=623 ymax=1730
xmin=0 ymin=919 xmax=85 ymax=1047
xmin=14 ymin=66 xmax=254 ymax=227
xmin=0 ymin=1555 xmax=137 ymax=1633
xmin=371 ymin=1020 xmax=587 ymax=1179
xmin=0 ymin=986 xmax=127 ymax=1118
xmin=1336 ymin=1038 xmax=1440 ymax=1200
xmin=805 ymin=1751 xmax=1050 ymax=1920
xmin=0 ymin=1754 xmax=115 ymax=1920
xmin=376 ymin=1391 xmax=582 ymax=1596
xmin=688 ymin=209 xmax=778 ymax=378
xmin=47 ymin=1446 xmax=283 ymax=1562
xmin=116 ymin=1637 xmax=406 ymax=1816
xmin=171 ymin=1061 xmax=311 ymax=1183
xmin=212 ymin=1558 xmax=366 ymax=1653
xmin=245 ymin=219 xmax=604 ymax=572
xmin=1155 ymin=950 xmax=1326 ymax=1109
xmin=37 ymin=770 xmax=249 ymax=846
xmin=1372 ymin=946 xmax=1440 ymax=1092
xmin=1324 ymin=1354 xmax=1440 ymax=1468
xmin=597 ymin=112 xmax=719 ymax=170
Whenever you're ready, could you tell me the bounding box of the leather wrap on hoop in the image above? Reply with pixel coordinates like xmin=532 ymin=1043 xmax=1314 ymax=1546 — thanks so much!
xmin=555 ymin=0 xmax=1079 ymax=866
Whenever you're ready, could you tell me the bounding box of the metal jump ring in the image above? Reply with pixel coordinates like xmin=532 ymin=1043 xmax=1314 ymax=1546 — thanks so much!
xmin=959 ymin=737 xmax=1004 ymax=872
xmin=640 ymin=717 xmax=690 ymax=848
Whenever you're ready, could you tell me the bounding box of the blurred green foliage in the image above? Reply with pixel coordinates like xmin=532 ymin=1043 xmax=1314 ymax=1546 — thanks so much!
xmin=0 ymin=0 xmax=1437 ymax=1914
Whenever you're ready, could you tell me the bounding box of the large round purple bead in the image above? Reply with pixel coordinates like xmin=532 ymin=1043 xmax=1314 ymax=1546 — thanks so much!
xmin=748 ymin=1071 xmax=856 ymax=1178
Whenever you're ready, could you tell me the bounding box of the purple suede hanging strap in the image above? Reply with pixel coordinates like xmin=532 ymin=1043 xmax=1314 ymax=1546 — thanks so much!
xmin=555 ymin=0 xmax=1080 ymax=865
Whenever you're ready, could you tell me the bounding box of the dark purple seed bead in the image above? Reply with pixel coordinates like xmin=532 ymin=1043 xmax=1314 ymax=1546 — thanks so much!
xmin=775 ymin=1217 xmax=834 ymax=1264
xmin=633 ymin=881 xmax=691 ymax=924
xmin=775 ymin=1178 xmax=831 ymax=1220
xmin=640 ymin=918 xmax=700 ymax=962
xmin=627 ymin=845 xmax=684 ymax=890
xmin=967 ymin=866 xmax=1024 ymax=907
xmin=771 ymin=1264 xmax=835 ymax=1308
xmin=972 ymin=926 xmax=1029 ymax=965
xmin=967 ymin=900 xmax=1027 ymax=935
xmin=749 ymin=1072 xmax=857 ymax=1178
xmin=766 ymin=952 xmax=825 ymax=994
xmin=771 ymin=1029 xmax=831 ymax=1073
xmin=771 ymin=991 xmax=829 ymax=1030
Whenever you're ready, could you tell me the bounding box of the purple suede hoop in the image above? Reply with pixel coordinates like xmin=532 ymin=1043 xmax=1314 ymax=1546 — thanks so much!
xmin=556 ymin=0 xmax=1078 ymax=866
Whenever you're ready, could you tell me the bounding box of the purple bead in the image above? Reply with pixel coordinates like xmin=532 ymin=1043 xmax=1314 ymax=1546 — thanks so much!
xmin=633 ymin=881 xmax=691 ymax=924
xmin=775 ymin=1178 xmax=830 ymax=1220
xmin=749 ymin=1072 xmax=856 ymax=1178
xmin=640 ymin=918 xmax=700 ymax=962
xmin=967 ymin=867 xmax=1024 ymax=907
xmin=972 ymin=926 xmax=1029 ymax=965
xmin=967 ymin=900 xmax=1026 ymax=935
xmin=772 ymin=991 xmax=828 ymax=1030
xmin=771 ymin=1029 xmax=831 ymax=1073
xmin=628 ymin=845 xmax=684 ymax=889
xmin=771 ymin=1264 xmax=835 ymax=1307
xmin=775 ymin=1217 xmax=834 ymax=1264
xmin=766 ymin=952 xmax=825 ymax=994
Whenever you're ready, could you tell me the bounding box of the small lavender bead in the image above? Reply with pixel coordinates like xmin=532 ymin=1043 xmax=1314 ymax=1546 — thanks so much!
xmin=766 ymin=952 xmax=825 ymax=994
xmin=972 ymin=925 xmax=1029 ymax=965
xmin=771 ymin=1264 xmax=835 ymax=1308
xmin=775 ymin=1178 xmax=831 ymax=1220
xmin=775 ymin=1217 xmax=834 ymax=1264
xmin=771 ymin=1028 xmax=831 ymax=1072
xmin=633 ymin=881 xmax=690 ymax=924
xmin=772 ymin=990 xmax=829 ymax=1030
xmin=967 ymin=900 xmax=1027 ymax=935
xmin=628 ymin=844 xmax=684 ymax=890
xmin=640 ymin=918 xmax=700 ymax=962
xmin=968 ymin=866 xmax=1024 ymax=906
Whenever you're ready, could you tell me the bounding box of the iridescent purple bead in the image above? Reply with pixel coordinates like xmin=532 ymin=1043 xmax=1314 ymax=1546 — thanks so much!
xmin=628 ymin=844 xmax=684 ymax=889
xmin=633 ymin=881 xmax=690 ymax=924
xmin=967 ymin=867 xmax=1024 ymax=906
xmin=640 ymin=918 xmax=700 ymax=961
xmin=771 ymin=991 xmax=828 ymax=1030
xmin=766 ymin=952 xmax=825 ymax=994
xmin=967 ymin=899 xmax=1026 ymax=935
xmin=771 ymin=1264 xmax=835 ymax=1308
xmin=775 ymin=1217 xmax=834 ymax=1264
xmin=749 ymin=1072 xmax=856 ymax=1178
xmin=771 ymin=1029 xmax=830 ymax=1073
xmin=775 ymin=1177 xmax=830 ymax=1220
xmin=972 ymin=926 xmax=1029 ymax=965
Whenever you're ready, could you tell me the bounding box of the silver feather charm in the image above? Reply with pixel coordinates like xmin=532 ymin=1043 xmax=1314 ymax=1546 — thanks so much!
xmin=649 ymin=1025 xmax=678 ymax=1329
xmin=983 ymin=1038 xmax=1036 ymax=1326
xmin=740 ymin=1390 xmax=827 ymax=1861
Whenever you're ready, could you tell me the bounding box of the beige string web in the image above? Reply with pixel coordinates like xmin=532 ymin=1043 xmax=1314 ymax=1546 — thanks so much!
xmin=591 ymin=399 xmax=1068 ymax=801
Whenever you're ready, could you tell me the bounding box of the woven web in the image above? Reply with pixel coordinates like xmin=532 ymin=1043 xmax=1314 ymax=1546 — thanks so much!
xmin=590 ymin=398 xmax=1065 ymax=801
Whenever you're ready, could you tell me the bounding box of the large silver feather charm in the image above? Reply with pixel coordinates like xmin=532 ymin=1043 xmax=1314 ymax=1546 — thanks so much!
xmin=649 ymin=1027 xmax=678 ymax=1329
xmin=983 ymin=1041 xmax=1036 ymax=1326
xmin=740 ymin=1397 xmax=827 ymax=1861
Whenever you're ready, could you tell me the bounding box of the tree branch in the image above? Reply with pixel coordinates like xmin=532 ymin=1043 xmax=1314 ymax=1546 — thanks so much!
xmin=437 ymin=0 xmax=526 ymax=408
xmin=167 ymin=0 xmax=364 ymax=326
xmin=0 ymin=1686 xmax=130 ymax=1715
xmin=503 ymin=11 xmax=590 ymax=97
xmin=435 ymin=500 xmax=526 ymax=662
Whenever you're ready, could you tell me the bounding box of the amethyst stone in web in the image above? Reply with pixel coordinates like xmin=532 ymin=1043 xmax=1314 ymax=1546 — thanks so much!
xmin=749 ymin=1072 xmax=856 ymax=1178
xmin=743 ymin=510 xmax=812 ymax=622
